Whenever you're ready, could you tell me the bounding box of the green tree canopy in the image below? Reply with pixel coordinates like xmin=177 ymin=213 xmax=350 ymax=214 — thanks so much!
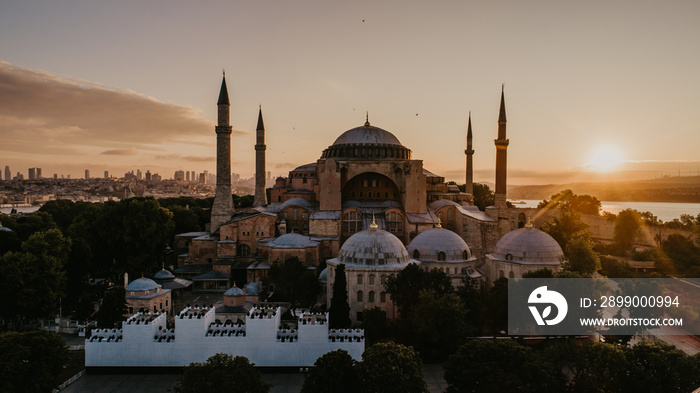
xmin=0 ymin=330 xmax=68 ymax=393
xmin=94 ymin=286 xmax=127 ymax=328
xmin=301 ymin=350 xmax=359 ymax=393
xmin=444 ymin=339 xmax=565 ymax=393
xmin=564 ymin=238 xmax=601 ymax=276
xmin=472 ymin=183 xmax=494 ymax=211
xmin=357 ymin=342 xmax=427 ymax=393
xmin=541 ymin=210 xmax=590 ymax=251
xmin=175 ymin=353 xmax=270 ymax=393
xmin=614 ymin=209 xmax=642 ymax=253
xmin=267 ymin=257 xmax=320 ymax=307
xmin=537 ymin=189 xmax=601 ymax=215
xmin=411 ymin=290 xmax=470 ymax=360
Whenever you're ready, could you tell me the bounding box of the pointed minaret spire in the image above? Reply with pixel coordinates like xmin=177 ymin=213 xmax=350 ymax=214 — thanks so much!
xmin=465 ymin=111 xmax=475 ymax=198
xmin=217 ymin=73 xmax=230 ymax=106
xmin=498 ymin=83 xmax=507 ymax=124
xmin=364 ymin=112 xmax=370 ymax=127
xmin=494 ymin=84 xmax=509 ymax=209
xmin=254 ymin=105 xmax=267 ymax=207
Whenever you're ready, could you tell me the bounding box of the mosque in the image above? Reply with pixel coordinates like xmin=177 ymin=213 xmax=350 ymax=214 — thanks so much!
xmin=181 ymin=75 xmax=565 ymax=322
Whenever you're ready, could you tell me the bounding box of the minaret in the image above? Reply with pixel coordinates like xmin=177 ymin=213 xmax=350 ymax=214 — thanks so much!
xmin=211 ymin=73 xmax=234 ymax=233
xmin=494 ymin=85 xmax=509 ymax=208
xmin=253 ymin=106 xmax=267 ymax=207
xmin=465 ymin=111 xmax=475 ymax=197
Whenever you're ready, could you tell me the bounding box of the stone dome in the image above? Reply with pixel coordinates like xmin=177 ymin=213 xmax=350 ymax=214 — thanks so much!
xmin=153 ymin=269 xmax=175 ymax=280
xmin=336 ymin=225 xmax=411 ymax=267
xmin=491 ymin=227 xmax=564 ymax=264
xmin=224 ymin=286 xmax=244 ymax=297
xmin=126 ymin=277 xmax=160 ymax=292
xmin=245 ymin=282 xmax=262 ymax=296
xmin=318 ymin=268 xmax=328 ymax=284
xmin=407 ymin=227 xmax=473 ymax=262
xmin=321 ymin=122 xmax=412 ymax=160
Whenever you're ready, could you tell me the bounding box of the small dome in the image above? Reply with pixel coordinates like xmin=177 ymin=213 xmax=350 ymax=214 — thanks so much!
xmin=224 ymin=286 xmax=244 ymax=297
xmin=126 ymin=278 xmax=160 ymax=292
xmin=491 ymin=227 xmax=564 ymax=264
xmin=280 ymin=198 xmax=314 ymax=210
xmin=153 ymin=269 xmax=175 ymax=280
xmin=319 ymin=268 xmax=328 ymax=284
xmin=332 ymin=125 xmax=403 ymax=146
xmin=266 ymin=233 xmax=319 ymax=249
xmin=337 ymin=227 xmax=410 ymax=266
xmin=407 ymin=228 xmax=473 ymax=262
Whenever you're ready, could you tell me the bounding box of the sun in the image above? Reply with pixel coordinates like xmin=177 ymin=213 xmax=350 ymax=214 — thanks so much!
xmin=587 ymin=145 xmax=623 ymax=172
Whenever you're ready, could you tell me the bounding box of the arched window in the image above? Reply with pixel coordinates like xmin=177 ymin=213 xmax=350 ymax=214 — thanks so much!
xmin=381 ymin=275 xmax=387 ymax=284
xmin=499 ymin=270 xmax=505 ymax=278
xmin=438 ymin=251 xmax=446 ymax=261
xmin=357 ymin=290 xmax=364 ymax=302
xmin=463 ymin=250 xmax=469 ymax=260
xmin=368 ymin=291 xmax=375 ymax=302
xmin=509 ymin=271 xmax=515 ymax=278
xmin=413 ymin=249 xmax=420 ymax=259
xmin=386 ymin=211 xmax=403 ymax=237
xmin=369 ymin=275 xmax=375 ymax=285
xmin=342 ymin=211 xmax=362 ymax=237
xmin=380 ymin=292 xmax=387 ymax=302
xmin=238 ymin=244 xmax=251 ymax=257
xmin=357 ymin=274 xmax=364 ymax=285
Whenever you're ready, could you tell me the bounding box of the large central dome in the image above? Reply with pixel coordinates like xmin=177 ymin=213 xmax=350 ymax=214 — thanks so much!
xmin=332 ymin=125 xmax=403 ymax=146
xmin=321 ymin=122 xmax=412 ymax=160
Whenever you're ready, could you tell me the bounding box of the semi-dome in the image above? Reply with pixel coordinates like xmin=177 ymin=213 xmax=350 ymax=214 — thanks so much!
xmin=280 ymin=198 xmax=314 ymax=210
xmin=126 ymin=277 xmax=160 ymax=292
xmin=336 ymin=223 xmax=411 ymax=267
xmin=407 ymin=227 xmax=473 ymax=262
xmin=318 ymin=268 xmax=328 ymax=284
xmin=266 ymin=233 xmax=319 ymax=249
xmin=321 ymin=122 xmax=412 ymax=160
xmin=491 ymin=226 xmax=564 ymax=264
xmin=245 ymin=282 xmax=261 ymax=296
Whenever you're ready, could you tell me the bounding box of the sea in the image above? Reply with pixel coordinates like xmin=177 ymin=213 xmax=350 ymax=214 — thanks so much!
xmin=3 ymin=201 xmax=700 ymax=224
xmin=512 ymin=200 xmax=700 ymax=223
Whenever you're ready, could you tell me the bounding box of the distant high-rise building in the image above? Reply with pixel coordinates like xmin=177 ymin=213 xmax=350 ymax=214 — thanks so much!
xmin=185 ymin=171 xmax=190 ymax=182
xmin=67 ymin=174 xmax=71 ymax=179
xmin=145 ymin=170 xmax=152 ymax=181
xmin=28 ymin=168 xmax=36 ymax=180
xmin=54 ymin=174 xmax=58 ymax=180
xmin=85 ymin=169 xmax=90 ymax=180
xmin=104 ymin=171 xmax=109 ymax=179
xmin=14 ymin=172 xmax=23 ymax=180
xmin=36 ymin=168 xmax=42 ymax=178
xmin=174 ymin=170 xmax=185 ymax=181
xmin=152 ymin=173 xmax=161 ymax=182
xmin=137 ymin=169 xmax=143 ymax=180
xmin=4 ymin=166 xmax=10 ymax=181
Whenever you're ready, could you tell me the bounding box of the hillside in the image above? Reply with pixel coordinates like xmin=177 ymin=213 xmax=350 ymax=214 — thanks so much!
xmin=509 ymin=176 xmax=700 ymax=203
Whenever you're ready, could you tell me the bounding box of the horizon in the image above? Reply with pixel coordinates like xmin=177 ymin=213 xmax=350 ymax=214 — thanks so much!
xmin=2 ymin=1 xmax=700 ymax=184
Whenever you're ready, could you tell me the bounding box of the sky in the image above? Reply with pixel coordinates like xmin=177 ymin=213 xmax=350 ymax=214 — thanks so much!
xmin=1 ymin=0 xmax=700 ymax=185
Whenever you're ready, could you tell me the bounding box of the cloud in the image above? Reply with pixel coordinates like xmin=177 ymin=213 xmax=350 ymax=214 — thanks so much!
xmin=101 ymin=148 xmax=137 ymax=156
xmin=154 ymin=153 xmax=214 ymax=162
xmin=0 ymin=61 xmax=213 ymax=154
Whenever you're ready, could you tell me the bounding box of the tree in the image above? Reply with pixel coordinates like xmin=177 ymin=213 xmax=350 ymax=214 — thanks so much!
xmin=361 ymin=307 xmax=390 ymax=345
xmin=175 ymin=353 xmax=270 ymax=393
xmin=410 ymin=290 xmax=469 ymax=360
xmin=484 ymin=277 xmax=508 ymax=333
xmin=625 ymin=341 xmax=700 ymax=393
xmin=384 ymin=263 xmax=451 ymax=319
xmin=614 ymin=209 xmax=641 ymax=253
xmin=444 ymin=339 xmax=565 ymax=393
xmin=267 ymin=257 xmax=320 ymax=307
xmin=564 ymin=238 xmax=600 ymax=276
xmin=329 ymin=264 xmax=351 ymax=328
xmin=357 ymin=342 xmax=427 ymax=393
xmin=545 ymin=340 xmax=627 ymax=393
xmin=661 ymin=234 xmax=700 ymax=276
xmin=537 ymin=189 xmax=601 ymax=215
xmin=472 ymin=183 xmax=494 ymax=211
xmin=541 ymin=210 xmax=590 ymax=250
xmin=301 ymin=350 xmax=359 ymax=393
xmin=0 ymin=250 xmax=66 ymax=329
xmin=0 ymin=330 xmax=68 ymax=393
xmin=94 ymin=287 xmax=127 ymax=328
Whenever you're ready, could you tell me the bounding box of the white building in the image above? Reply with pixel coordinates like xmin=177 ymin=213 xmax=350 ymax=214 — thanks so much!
xmin=85 ymin=305 xmax=363 ymax=368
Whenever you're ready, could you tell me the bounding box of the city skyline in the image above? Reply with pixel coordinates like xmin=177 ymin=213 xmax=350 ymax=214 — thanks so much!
xmin=2 ymin=1 xmax=700 ymax=185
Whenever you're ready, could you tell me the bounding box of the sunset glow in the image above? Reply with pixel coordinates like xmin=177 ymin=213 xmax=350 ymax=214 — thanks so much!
xmin=587 ymin=145 xmax=624 ymax=172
